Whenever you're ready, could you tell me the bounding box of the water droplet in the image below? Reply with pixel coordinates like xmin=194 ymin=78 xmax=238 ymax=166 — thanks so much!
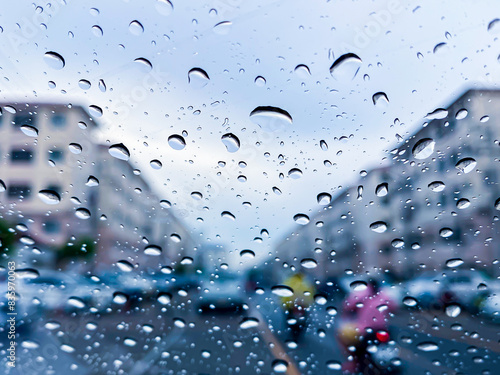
xmin=86 ymin=176 xmax=99 ymax=187
xmin=221 ymin=211 xmax=235 ymax=220
xmin=488 ymin=18 xmax=500 ymax=33
xmin=188 ymin=68 xmax=210 ymax=88
xmin=315 ymin=294 xmax=327 ymax=305
xmin=78 ymin=79 xmax=91 ymax=90
xmin=221 ymin=133 xmax=240 ymax=152
xmin=144 ymin=245 xmax=162 ymax=256
xmin=428 ymin=181 xmax=445 ymax=192
xmin=116 ymin=260 xmax=134 ymax=272
xmin=4 ymin=105 xmax=16 ymax=114
xmin=109 ymin=143 xmax=130 ymax=160
xmin=21 ymin=340 xmax=40 ymax=349
xmin=129 ymin=20 xmax=144 ymax=35
xmin=15 ymin=268 xmax=40 ymax=279
xmin=445 ymin=258 xmax=463 ymax=270
xmin=433 ymin=42 xmax=449 ymax=55
xmin=317 ymin=192 xmax=332 ymax=205
xmin=372 ymin=92 xmax=389 ymax=108
xmin=412 ymin=138 xmax=435 ymax=159
xmin=403 ymin=296 xmax=418 ymax=307
xmin=75 ymin=208 xmax=91 ymax=219
xmin=150 ymin=159 xmax=162 ymax=169
xmin=293 ymin=214 xmax=310 ymax=225
xmin=240 ymin=249 xmax=255 ymax=258
xmin=271 ymin=285 xmax=294 ymax=297
xmin=288 ymin=168 xmax=302 ymax=179
xmin=439 ymin=227 xmax=453 ymax=238
xmin=329 ymin=53 xmax=362 ymax=80
xmin=38 ymin=190 xmax=61 ymax=205
xmin=457 ymin=198 xmax=470 ymax=209
xmin=98 ymin=79 xmax=106 ymax=92
xmin=68 ymin=143 xmax=82 ymax=154
xmin=445 ymin=304 xmax=461 ymax=317
xmin=213 ymin=21 xmax=232 ymax=35
xmin=272 ymin=360 xmax=288 ymax=373
xmin=320 ymin=140 xmax=328 ymax=151
xmin=156 ymin=0 xmax=173 ymax=16
xmin=273 ymin=187 xmax=282 ymax=195
xmin=67 ymin=297 xmax=86 ymax=309
xmin=375 ymin=183 xmax=388 ymax=197
xmin=350 ymin=280 xmax=367 ymax=291
xmin=0 ymin=180 xmax=6 ymax=192
xmin=157 ymin=293 xmax=171 ymax=305
xmin=254 ymin=76 xmax=266 ymax=86
xmin=134 ymin=57 xmax=153 ymax=71
xmin=124 ymin=338 xmax=137 ymax=347
xmin=391 ymin=238 xmax=404 ymax=248
xmin=45 ymin=321 xmax=61 ymax=330
xmin=370 ymin=221 xmax=387 ymax=233
xmin=92 ymin=25 xmax=103 ymax=37
xmin=113 ymin=292 xmax=128 ymax=305
xmin=455 ymin=108 xmax=468 ymax=120
xmin=300 ymin=258 xmax=317 ymax=269
xmin=170 ymin=233 xmax=181 ymax=243
xmin=201 ymin=350 xmax=211 ymax=358
xmin=239 ymin=317 xmax=259 ymax=329
xmin=425 ymin=108 xmax=448 ymax=120
xmin=168 ymin=134 xmax=186 ymax=150
xmin=173 ymin=318 xmax=186 ymax=328
xmin=44 ymin=51 xmax=65 ymax=70
xmin=326 ymin=361 xmax=342 ymax=370
xmin=294 ymin=64 xmax=311 ymax=79
xmin=249 ymin=106 xmax=292 ymax=132
xmin=455 ymin=158 xmax=476 ymax=174
xmin=417 ymin=342 xmax=439 ymax=352
xmin=88 ymin=105 xmax=103 ymax=117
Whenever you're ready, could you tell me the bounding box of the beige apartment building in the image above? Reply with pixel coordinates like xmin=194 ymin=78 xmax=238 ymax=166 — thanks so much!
xmin=274 ymin=89 xmax=500 ymax=280
xmin=0 ymin=102 xmax=194 ymax=271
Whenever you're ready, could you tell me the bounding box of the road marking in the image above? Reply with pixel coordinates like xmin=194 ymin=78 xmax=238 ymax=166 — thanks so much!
xmin=251 ymin=309 xmax=301 ymax=375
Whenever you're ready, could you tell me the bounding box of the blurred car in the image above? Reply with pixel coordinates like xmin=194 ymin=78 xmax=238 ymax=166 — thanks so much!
xmin=403 ymin=272 xmax=444 ymax=309
xmin=197 ymin=275 xmax=246 ymax=314
xmin=440 ymin=270 xmax=490 ymax=312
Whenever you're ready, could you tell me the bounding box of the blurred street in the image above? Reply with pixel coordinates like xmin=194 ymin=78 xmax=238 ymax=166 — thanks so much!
xmin=2 ymin=289 xmax=498 ymax=375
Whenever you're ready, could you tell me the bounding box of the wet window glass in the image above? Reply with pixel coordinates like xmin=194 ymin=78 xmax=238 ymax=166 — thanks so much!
xmin=0 ymin=1 xmax=500 ymax=375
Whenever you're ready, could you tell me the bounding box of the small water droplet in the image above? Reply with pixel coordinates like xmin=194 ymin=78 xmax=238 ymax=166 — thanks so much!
xmin=254 ymin=76 xmax=266 ymax=86
xmin=375 ymin=183 xmax=388 ymax=197
xmin=403 ymin=296 xmax=418 ymax=307
xmin=98 ymin=79 xmax=106 ymax=92
xmin=446 ymin=258 xmax=464 ymax=268
xmin=294 ymin=64 xmax=311 ymax=79
xmin=433 ymin=42 xmax=449 ymax=55
xmin=134 ymin=57 xmax=153 ymax=71
xmin=455 ymin=108 xmax=468 ymax=120
xmin=88 ymin=105 xmax=103 ymax=117
xmin=67 ymin=297 xmax=86 ymax=309
xmin=116 ymin=260 xmax=134 ymax=272
xmin=173 ymin=318 xmax=186 ymax=328
xmin=488 ymin=18 xmax=500 ymax=33
xmin=370 ymin=221 xmax=387 ymax=233
xmin=19 ymin=125 xmax=38 ymax=137
xmin=78 ymin=79 xmax=91 ymax=90
xmin=113 ymin=292 xmax=128 ymax=305
xmin=150 ymin=159 xmax=162 ymax=169
xmin=221 ymin=211 xmax=235 ymax=220
xmin=156 ymin=0 xmax=173 ymax=16
xmin=372 ymin=92 xmax=389 ymax=108
xmin=157 ymin=293 xmax=172 ymax=305
xmin=439 ymin=227 xmax=453 ymax=238
xmin=457 ymin=198 xmax=470 ymax=209
xmin=44 ymin=51 xmax=65 ymax=70
xmin=271 ymin=285 xmax=294 ymax=297
xmin=272 ymin=360 xmax=288 ymax=373
xmin=317 ymin=192 xmax=332 ymax=205
xmin=350 ymin=280 xmax=367 ymax=291
xmin=75 ymin=208 xmax=91 ymax=219
xmin=240 ymin=249 xmax=255 ymax=258
xmin=239 ymin=317 xmax=259 ymax=329
xmin=124 ymin=338 xmax=137 ymax=347
xmin=129 ymin=20 xmax=144 ymax=35
xmin=301 ymin=258 xmax=317 ymax=269
xmin=288 ymin=168 xmax=302 ymax=179
xmin=144 ymin=245 xmax=162 ymax=256
xmin=92 ymin=25 xmax=103 ymax=37
xmin=428 ymin=181 xmax=445 ymax=192
xmin=68 ymin=143 xmax=82 ymax=154
xmin=320 ymin=140 xmax=328 ymax=151
xmin=417 ymin=342 xmax=439 ymax=352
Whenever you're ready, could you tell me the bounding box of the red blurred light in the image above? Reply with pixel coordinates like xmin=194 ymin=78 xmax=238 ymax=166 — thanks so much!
xmin=376 ymin=331 xmax=390 ymax=342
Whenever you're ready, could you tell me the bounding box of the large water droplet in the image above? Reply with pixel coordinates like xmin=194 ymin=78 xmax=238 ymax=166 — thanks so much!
xmin=425 ymin=108 xmax=448 ymax=120
xmin=320 ymin=140 xmax=328 ymax=151
xmin=20 ymin=125 xmax=38 ymax=137
xmin=213 ymin=21 xmax=232 ymax=35
xmin=240 ymin=249 xmax=255 ymax=259
xmin=439 ymin=227 xmax=453 ymax=238
xmin=78 ymin=79 xmax=91 ymax=90
xmin=272 ymin=360 xmax=288 ymax=373
xmin=433 ymin=42 xmax=449 ymax=55
xmin=288 ymin=168 xmax=302 ymax=179
xmin=221 ymin=133 xmax=240 ymax=152
xmin=403 ymin=296 xmax=418 ymax=307
xmin=88 ymin=105 xmax=103 ymax=117
xmin=412 ymin=138 xmax=435 ymax=159
xmin=173 ymin=318 xmax=186 ymax=328
xmin=455 ymin=158 xmax=476 ymax=174
xmin=113 ymin=292 xmax=128 ymax=305
xmin=134 ymin=57 xmax=153 ymax=71
xmin=221 ymin=211 xmax=235 ymax=220
xmin=129 ymin=20 xmax=144 ymax=35
xmin=157 ymin=293 xmax=171 ymax=305
xmin=300 ymin=258 xmax=317 ymax=269
xmin=249 ymin=106 xmax=292 ymax=132
xmin=67 ymin=297 xmax=86 ymax=309
xmin=144 ymin=245 xmax=162 ymax=256
xmin=294 ymin=64 xmax=311 ymax=79
xmin=239 ymin=317 xmax=259 ymax=329
xmin=445 ymin=304 xmax=461 ymax=317
xmin=329 ymin=53 xmax=362 ymax=81
xmin=488 ymin=18 xmax=500 ymax=33
xmin=68 ymin=143 xmax=82 ymax=154
xmin=293 ymin=214 xmax=310 ymax=225
xmin=124 ymin=338 xmax=137 ymax=347
xmin=271 ymin=285 xmax=294 ymax=297
xmin=150 ymin=159 xmax=162 ymax=170
xmin=350 ymin=280 xmax=368 ymax=291
xmin=44 ymin=51 xmax=65 ymax=70
xmin=446 ymin=258 xmax=464 ymax=268
xmin=417 ymin=342 xmax=439 ymax=352
xmin=428 ymin=181 xmax=445 ymax=192
xmin=188 ymin=68 xmax=210 ymax=88
xmin=372 ymin=92 xmax=389 ymax=108
xmin=375 ymin=183 xmax=388 ymax=197
xmin=457 ymin=198 xmax=470 ymax=209
xmin=116 ymin=260 xmax=134 ymax=272
xmin=455 ymin=108 xmax=468 ymax=120
xmin=370 ymin=221 xmax=388 ymax=233
xmin=109 ymin=143 xmax=130 ymax=161
xmin=75 ymin=208 xmax=91 ymax=219
xmin=317 ymin=192 xmax=332 ymax=205
xmin=38 ymin=190 xmax=61 ymax=205
xmin=168 ymin=135 xmax=186 ymax=150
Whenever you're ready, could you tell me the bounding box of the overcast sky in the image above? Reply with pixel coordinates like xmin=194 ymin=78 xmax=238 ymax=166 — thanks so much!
xmin=1 ymin=0 xmax=500 ymax=268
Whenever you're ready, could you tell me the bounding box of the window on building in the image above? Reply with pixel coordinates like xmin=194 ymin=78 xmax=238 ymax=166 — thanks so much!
xmin=10 ymin=149 xmax=34 ymax=163
xmin=52 ymin=114 xmax=66 ymax=128
xmin=7 ymin=184 xmax=31 ymax=199
xmin=13 ymin=114 xmax=35 ymax=127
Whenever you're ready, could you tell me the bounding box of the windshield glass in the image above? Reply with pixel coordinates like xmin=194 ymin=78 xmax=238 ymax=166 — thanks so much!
xmin=1 ymin=1 xmax=500 ymax=374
